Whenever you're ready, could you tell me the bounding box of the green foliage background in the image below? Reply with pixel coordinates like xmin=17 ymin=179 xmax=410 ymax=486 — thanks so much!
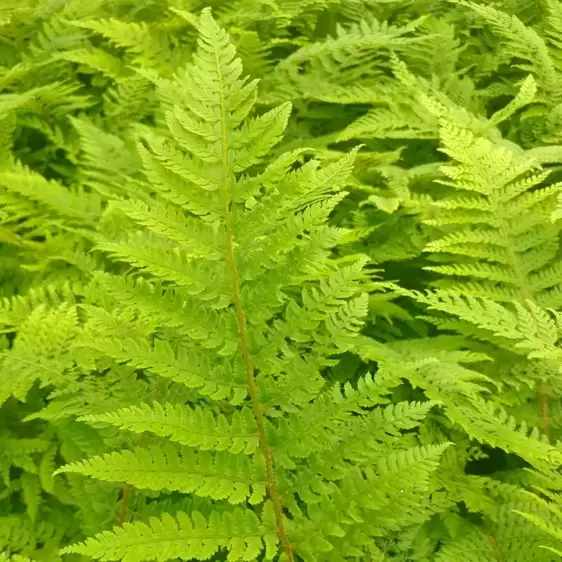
xmin=2 ymin=0 xmax=562 ymax=560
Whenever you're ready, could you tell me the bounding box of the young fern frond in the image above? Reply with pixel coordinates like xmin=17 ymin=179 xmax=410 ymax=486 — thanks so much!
xmin=3 ymin=1 xmax=562 ymax=560
xmin=70 ymin=18 xmax=177 ymax=71
xmin=0 ymin=283 xmax=78 ymax=331
xmin=356 ymin=336 xmax=562 ymax=471
xmin=65 ymin=508 xmax=279 ymax=562
xmin=57 ymin=444 xmax=268 ymax=505
xmin=70 ymin=118 xmax=143 ymax=199
xmin=409 ymin=93 xmax=562 ymax=437
xmin=423 ymin=100 xmax=562 ymax=307
xmin=455 ymin=0 xmax=562 ymax=145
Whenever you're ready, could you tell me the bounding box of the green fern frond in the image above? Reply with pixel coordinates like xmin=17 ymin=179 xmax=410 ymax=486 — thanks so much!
xmin=0 ymin=283 xmax=77 ymax=331
xmin=511 ymin=471 xmax=562 ymax=556
xmin=434 ymin=520 xmax=503 ymax=562
xmin=1 ymin=1 xmax=562 ymax=561
xmin=54 ymin=47 xmax=125 ymax=78
xmin=62 ymin=507 xmax=278 ymax=562
xmin=71 ymin=19 xmax=173 ymax=69
xmin=398 ymin=289 xmax=562 ymax=362
xmin=423 ymin=102 xmax=562 ymax=305
xmin=107 ymin=199 xmax=225 ymax=259
xmin=56 ymin=444 xmax=268 ymax=505
xmin=102 ymin=75 xmax=157 ymax=129
xmin=79 ymin=402 xmax=260 ymax=454
xmin=0 ymin=161 xmax=100 ymax=231
xmin=0 ymin=514 xmax=68 ymax=558
xmin=0 ymin=305 xmax=80 ymax=405
xmin=455 ymin=0 xmax=562 ymax=105
xmin=487 ymin=74 xmax=537 ymax=128
xmin=338 ymin=104 xmax=437 ymax=141
xmin=95 ymin=233 xmax=232 ymax=305
xmin=91 ymin=273 xmax=238 ymax=349
xmin=0 ymin=553 xmax=35 ymax=562
xmin=448 ymin=398 xmax=562 ymax=467
xmin=71 ymin=117 xmax=142 ymax=198
xmin=53 ymin=10 xmax=447 ymax=561
xmin=283 ymin=16 xmax=426 ymax=70
xmin=78 ymin=330 xmax=246 ymax=403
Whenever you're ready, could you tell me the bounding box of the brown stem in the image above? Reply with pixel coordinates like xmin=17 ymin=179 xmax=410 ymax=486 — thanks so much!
xmin=203 ymin=28 xmax=294 ymax=556
xmin=115 ymin=392 xmax=156 ymax=527
xmin=222 ymin=205 xmax=294 ymax=560
xmin=481 ymin=528 xmax=503 ymax=562
xmin=539 ymin=381 xmax=550 ymax=438
xmin=504 ymin=237 xmax=550 ymax=438
xmin=217 ymin=110 xmax=294 ymax=561
xmin=117 ymin=484 xmax=134 ymax=526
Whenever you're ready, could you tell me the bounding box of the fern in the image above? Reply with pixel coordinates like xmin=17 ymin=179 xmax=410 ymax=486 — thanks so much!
xmin=0 ymin=304 xmax=80 ymax=406
xmin=43 ymin=10 xmax=450 ymax=561
xmin=79 ymin=402 xmax=260 ymax=454
xmin=2 ymin=1 xmax=562 ymax=561
xmin=418 ymin=96 xmax=562 ymax=309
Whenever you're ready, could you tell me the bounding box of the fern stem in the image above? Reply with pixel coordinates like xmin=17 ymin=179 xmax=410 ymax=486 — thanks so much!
xmin=504 ymin=231 xmax=550 ymax=436
xmin=481 ymin=528 xmax=503 ymax=562
xmin=116 ymin=396 xmax=156 ymax=527
xmin=225 ymin=224 xmax=294 ymax=559
xmin=540 ymin=381 xmax=550 ymax=437
xmin=216 ymin=57 xmax=294 ymax=562
xmin=116 ymin=484 xmax=134 ymax=526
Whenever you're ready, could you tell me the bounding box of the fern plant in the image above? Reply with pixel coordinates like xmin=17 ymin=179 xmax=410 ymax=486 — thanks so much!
xmin=2 ymin=1 xmax=562 ymax=561
xmin=24 ymin=10 xmax=448 ymax=561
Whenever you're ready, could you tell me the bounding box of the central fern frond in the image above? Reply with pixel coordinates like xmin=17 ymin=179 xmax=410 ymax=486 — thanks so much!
xmin=49 ymin=9 xmax=443 ymax=562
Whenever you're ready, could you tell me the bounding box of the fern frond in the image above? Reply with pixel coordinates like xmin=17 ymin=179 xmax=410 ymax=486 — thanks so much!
xmin=71 ymin=117 xmax=142 ymax=198
xmin=0 ymin=305 xmax=80 ymax=405
xmin=512 ymin=472 xmax=562 ymax=556
xmin=56 ymin=444 xmax=267 ymax=505
xmin=107 ymin=199 xmax=224 ymax=259
xmin=448 ymin=398 xmax=562 ymax=467
xmin=455 ymin=0 xmax=562 ymax=105
xmin=487 ymin=74 xmax=537 ymax=128
xmin=91 ymin=273 xmax=238 ymax=351
xmin=0 ymin=282 xmax=77 ymax=331
xmin=423 ymin=101 xmax=562 ymax=304
xmin=55 ymin=47 xmax=125 ymax=78
xmin=95 ymin=233 xmax=232 ymax=305
xmin=0 ymin=162 xmax=99 ymax=229
xmin=399 ymin=289 xmax=562 ymax=362
xmin=338 ymin=104 xmax=437 ymax=141
xmin=54 ymin=9 xmax=441 ymax=562
xmin=71 ymin=19 xmax=173 ymax=69
xmin=79 ymin=402 xmax=260 ymax=454
xmin=62 ymin=507 xmax=278 ymax=562
xmin=284 ymin=16 xmax=426 ymax=70
xmin=78 ymin=330 xmax=246 ymax=403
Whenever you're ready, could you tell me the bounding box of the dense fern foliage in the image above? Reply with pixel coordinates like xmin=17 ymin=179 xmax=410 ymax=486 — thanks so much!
xmin=3 ymin=0 xmax=562 ymax=560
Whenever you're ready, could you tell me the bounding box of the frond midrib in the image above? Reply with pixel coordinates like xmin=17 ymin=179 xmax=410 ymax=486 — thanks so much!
xmin=213 ymin=34 xmax=294 ymax=561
